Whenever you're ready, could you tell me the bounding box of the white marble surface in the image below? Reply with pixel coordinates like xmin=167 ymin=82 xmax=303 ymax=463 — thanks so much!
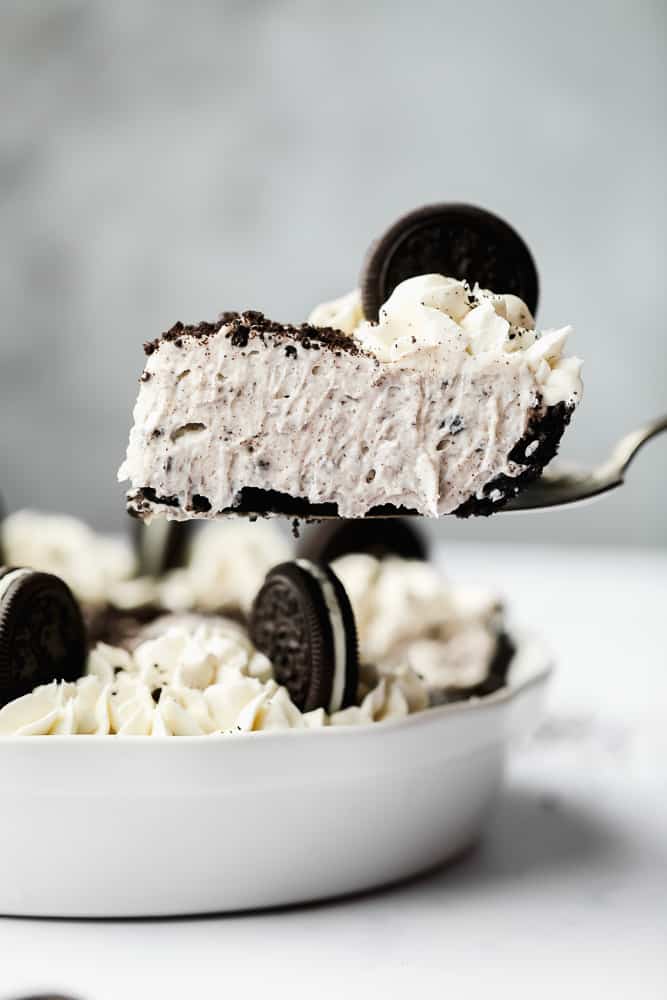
xmin=1 ymin=543 xmax=665 ymax=999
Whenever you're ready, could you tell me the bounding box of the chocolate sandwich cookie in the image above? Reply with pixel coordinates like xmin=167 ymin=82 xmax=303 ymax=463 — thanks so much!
xmin=361 ymin=203 xmax=539 ymax=321
xmin=0 ymin=567 xmax=87 ymax=707
xmin=249 ymin=559 xmax=358 ymax=713
xmin=298 ymin=518 xmax=427 ymax=564
xmin=132 ymin=517 xmax=193 ymax=577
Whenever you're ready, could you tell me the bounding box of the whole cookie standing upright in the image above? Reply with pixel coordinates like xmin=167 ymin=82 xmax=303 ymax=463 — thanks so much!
xmin=0 ymin=568 xmax=87 ymax=707
xmin=250 ymin=559 xmax=358 ymax=713
xmin=361 ymin=203 xmax=539 ymax=321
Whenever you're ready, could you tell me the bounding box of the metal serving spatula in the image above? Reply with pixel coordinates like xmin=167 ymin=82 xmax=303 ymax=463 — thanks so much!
xmin=502 ymin=412 xmax=667 ymax=513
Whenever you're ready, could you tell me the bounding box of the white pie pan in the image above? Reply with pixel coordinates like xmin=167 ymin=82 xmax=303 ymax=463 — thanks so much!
xmin=0 ymin=642 xmax=550 ymax=917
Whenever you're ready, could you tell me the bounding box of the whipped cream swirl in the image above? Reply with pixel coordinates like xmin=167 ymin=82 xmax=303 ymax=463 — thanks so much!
xmin=332 ymin=554 xmax=506 ymax=693
xmin=2 ymin=510 xmax=290 ymax=619
xmin=1 ymin=510 xmax=136 ymax=606
xmin=309 ymin=274 xmax=582 ymax=407
xmin=0 ymin=620 xmax=428 ymax=736
xmin=157 ymin=520 xmax=291 ymax=615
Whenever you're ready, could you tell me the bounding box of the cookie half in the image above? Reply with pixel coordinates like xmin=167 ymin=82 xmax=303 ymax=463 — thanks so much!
xmin=0 ymin=567 xmax=87 ymax=707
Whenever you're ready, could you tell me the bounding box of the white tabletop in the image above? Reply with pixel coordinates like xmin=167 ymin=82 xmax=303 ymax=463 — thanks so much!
xmin=1 ymin=543 xmax=666 ymax=1000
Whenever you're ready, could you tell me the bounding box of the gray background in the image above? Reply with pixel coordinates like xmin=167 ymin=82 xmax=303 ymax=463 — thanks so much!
xmin=1 ymin=0 xmax=664 ymax=547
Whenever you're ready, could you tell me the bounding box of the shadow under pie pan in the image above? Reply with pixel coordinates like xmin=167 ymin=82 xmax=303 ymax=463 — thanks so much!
xmin=0 ymin=642 xmax=550 ymax=918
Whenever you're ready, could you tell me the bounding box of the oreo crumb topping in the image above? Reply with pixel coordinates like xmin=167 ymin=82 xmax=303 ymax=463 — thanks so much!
xmin=191 ymin=494 xmax=212 ymax=513
xmin=229 ymin=324 xmax=251 ymax=348
xmin=219 ymin=310 xmax=241 ymax=325
xmin=143 ymin=311 xmax=361 ymax=358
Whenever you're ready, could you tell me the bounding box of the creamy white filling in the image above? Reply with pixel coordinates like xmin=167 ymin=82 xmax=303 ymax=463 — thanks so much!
xmin=119 ymin=340 xmax=564 ymax=518
xmin=119 ymin=274 xmax=581 ymax=519
xmin=0 ymin=568 xmax=33 ymax=603
xmin=296 ymin=559 xmax=347 ymax=714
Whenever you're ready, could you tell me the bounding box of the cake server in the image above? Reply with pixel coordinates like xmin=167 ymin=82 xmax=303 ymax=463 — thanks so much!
xmin=502 ymin=411 xmax=667 ymax=513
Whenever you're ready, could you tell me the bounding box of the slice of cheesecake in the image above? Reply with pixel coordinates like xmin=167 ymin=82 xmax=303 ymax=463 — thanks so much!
xmin=119 ymin=275 xmax=582 ymax=519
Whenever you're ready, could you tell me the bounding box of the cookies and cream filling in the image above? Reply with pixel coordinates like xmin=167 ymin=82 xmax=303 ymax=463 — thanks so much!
xmin=118 ymin=274 xmax=581 ymax=519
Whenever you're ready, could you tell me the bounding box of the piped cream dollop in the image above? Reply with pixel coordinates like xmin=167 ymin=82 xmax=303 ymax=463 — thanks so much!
xmin=0 ymin=511 xmax=136 ymax=606
xmin=2 ymin=511 xmax=290 ymax=620
xmin=157 ymin=520 xmax=291 ymax=615
xmin=332 ymin=554 xmax=506 ymax=693
xmin=308 ymin=274 xmax=582 ymax=407
xmin=0 ymin=620 xmax=428 ymax=736
xmin=107 ymin=520 xmax=290 ymax=617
